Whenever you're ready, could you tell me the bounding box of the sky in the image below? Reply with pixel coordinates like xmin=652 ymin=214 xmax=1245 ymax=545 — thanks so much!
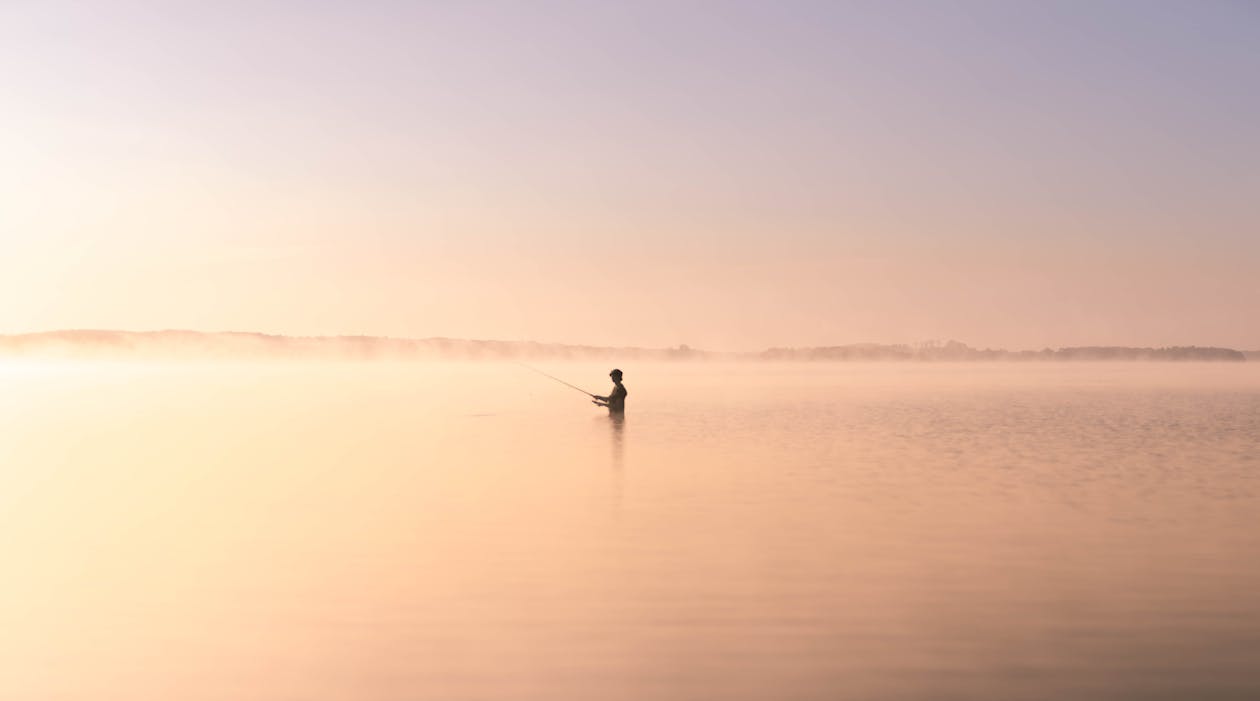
xmin=2 ymin=0 xmax=1257 ymax=351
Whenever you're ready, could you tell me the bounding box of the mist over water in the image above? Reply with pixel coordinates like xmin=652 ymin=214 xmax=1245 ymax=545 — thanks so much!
xmin=2 ymin=361 xmax=1258 ymax=700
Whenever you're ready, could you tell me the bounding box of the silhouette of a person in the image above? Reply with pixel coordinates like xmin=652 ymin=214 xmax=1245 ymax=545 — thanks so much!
xmin=593 ymin=368 xmax=627 ymax=414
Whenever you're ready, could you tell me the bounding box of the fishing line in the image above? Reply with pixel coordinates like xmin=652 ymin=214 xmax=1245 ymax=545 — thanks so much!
xmin=517 ymin=362 xmax=596 ymax=397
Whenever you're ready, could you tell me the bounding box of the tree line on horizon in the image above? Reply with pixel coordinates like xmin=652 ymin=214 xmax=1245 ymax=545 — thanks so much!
xmin=0 ymin=331 xmax=1251 ymax=362
xmin=760 ymin=340 xmax=1247 ymax=362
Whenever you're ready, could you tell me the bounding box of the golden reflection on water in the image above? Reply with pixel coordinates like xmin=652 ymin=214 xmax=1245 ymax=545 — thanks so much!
xmin=2 ymin=361 xmax=1259 ymax=700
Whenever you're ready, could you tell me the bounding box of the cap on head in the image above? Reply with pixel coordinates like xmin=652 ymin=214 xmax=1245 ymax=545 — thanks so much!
xmin=609 ymin=368 xmax=623 ymax=380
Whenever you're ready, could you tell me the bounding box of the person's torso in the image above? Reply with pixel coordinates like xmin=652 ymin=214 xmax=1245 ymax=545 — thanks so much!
xmin=608 ymin=383 xmax=627 ymax=410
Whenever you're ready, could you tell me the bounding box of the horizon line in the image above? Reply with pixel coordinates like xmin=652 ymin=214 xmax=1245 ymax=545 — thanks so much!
xmin=2 ymin=328 xmax=1256 ymax=356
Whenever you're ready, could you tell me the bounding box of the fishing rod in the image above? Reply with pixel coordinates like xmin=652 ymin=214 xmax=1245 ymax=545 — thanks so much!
xmin=518 ymin=362 xmax=596 ymax=398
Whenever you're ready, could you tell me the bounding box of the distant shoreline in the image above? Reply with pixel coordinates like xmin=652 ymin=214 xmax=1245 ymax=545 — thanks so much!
xmin=0 ymin=330 xmax=1252 ymax=362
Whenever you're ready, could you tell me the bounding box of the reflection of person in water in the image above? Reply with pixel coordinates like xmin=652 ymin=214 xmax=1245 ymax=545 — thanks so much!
xmin=592 ymin=368 xmax=627 ymax=414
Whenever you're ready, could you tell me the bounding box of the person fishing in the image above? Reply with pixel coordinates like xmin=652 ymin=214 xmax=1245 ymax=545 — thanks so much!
xmin=592 ymin=368 xmax=627 ymax=414
xmin=517 ymin=363 xmax=627 ymax=414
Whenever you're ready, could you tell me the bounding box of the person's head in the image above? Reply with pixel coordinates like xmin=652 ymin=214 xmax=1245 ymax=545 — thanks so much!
xmin=610 ymin=368 xmax=623 ymax=382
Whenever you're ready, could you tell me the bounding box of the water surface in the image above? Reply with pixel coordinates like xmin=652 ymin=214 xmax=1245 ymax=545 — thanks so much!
xmin=2 ymin=361 xmax=1258 ymax=700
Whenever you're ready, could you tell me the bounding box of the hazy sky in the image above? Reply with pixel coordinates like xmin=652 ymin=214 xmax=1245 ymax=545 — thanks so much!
xmin=3 ymin=1 xmax=1257 ymax=350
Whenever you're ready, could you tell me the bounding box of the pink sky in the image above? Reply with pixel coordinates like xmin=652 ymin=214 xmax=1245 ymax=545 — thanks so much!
xmin=2 ymin=2 xmax=1257 ymax=350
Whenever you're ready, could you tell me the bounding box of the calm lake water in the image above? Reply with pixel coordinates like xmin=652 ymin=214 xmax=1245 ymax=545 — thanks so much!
xmin=2 ymin=361 xmax=1259 ymax=700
